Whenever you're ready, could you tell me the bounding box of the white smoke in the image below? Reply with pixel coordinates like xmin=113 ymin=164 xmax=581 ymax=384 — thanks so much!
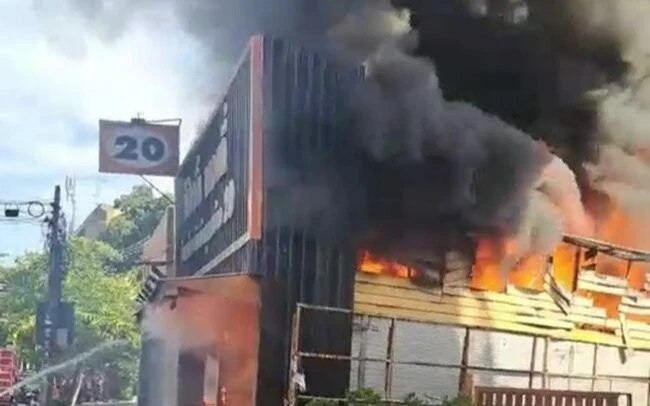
xmin=537 ymin=155 xmax=594 ymax=235
xmin=565 ymin=0 xmax=650 ymax=248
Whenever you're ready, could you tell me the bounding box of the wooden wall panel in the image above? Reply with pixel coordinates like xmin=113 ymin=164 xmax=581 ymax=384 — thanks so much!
xmin=354 ymin=273 xmax=650 ymax=350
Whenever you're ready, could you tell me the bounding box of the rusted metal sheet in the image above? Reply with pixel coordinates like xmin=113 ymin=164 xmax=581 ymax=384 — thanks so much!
xmin=473 ymin=386 xmax=632 ymax=406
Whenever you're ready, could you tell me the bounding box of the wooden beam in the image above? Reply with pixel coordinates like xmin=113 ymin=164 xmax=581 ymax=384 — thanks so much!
xmin=353 ymin=302 xmax=650 ymax=349
xmin=577 ymin=280 xmax=629 ymax=296
xmin=615 ymin=328 xmax=650 ymax=342
xmin=619 ymin=313 xmax=631 ymax=350
xmin=357 ymin=284 xmax=607 ymax=327
xmin=358 ymin=274 xmax=605 ymax=317
xmin=355 ymin=291 xmax=575 ymax=329
xmin=563 ymin=234 xmax=650 ymax=262
xmin=619 ymin=304 xmax=650 ymax=316
xmin=544 ymin=273 xmax=573 ymax=314
xmin=506 ymin=284 xmax=555 ymax=303
xmin=354 ymin=273 xmax=650 ymax=349
xmin=353 ymin=301 xmax=558 ymax=336
xmin=622 ymin=295 xmax=650 ymax=307
xmin=579 ymin=271 xmax=628 ymax=288
xmin=619 ymin=293 xmax=650 ymax=317
xmin=572 ymin=246 xmax=582 ymax=292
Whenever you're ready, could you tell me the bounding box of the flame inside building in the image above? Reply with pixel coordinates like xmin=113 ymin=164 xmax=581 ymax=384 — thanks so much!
xmin=347 ymin=0 xmax=650 ymax=325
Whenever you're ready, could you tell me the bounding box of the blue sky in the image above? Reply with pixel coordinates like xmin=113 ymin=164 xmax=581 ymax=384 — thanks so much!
xmin=0 ymin=1 xmax=220 ymax=262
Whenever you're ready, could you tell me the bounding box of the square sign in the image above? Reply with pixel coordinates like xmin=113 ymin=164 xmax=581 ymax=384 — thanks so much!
xmin=99 ymin=119 xmax=180 ymax=176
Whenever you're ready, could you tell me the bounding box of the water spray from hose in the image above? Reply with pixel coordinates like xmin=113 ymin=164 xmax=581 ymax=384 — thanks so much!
xmin=0 ymin=340 xmax=128 ymax=398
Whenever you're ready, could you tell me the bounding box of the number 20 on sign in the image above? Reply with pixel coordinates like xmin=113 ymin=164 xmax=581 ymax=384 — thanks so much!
xmin=99 ymin=119 xmax=180 ymax=177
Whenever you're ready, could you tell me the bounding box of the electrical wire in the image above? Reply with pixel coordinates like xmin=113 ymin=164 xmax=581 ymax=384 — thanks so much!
xmin=0 ymin=218 xmax=44 ymax=225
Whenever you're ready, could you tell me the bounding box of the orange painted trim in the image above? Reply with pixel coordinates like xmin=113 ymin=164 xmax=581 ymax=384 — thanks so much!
xmin=248 ymin=35 xmax=264 ymax=240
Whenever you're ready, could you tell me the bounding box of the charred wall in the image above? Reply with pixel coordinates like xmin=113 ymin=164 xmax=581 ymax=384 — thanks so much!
xmin=253 ymin=36 xmax=362 ymax=405
xmin=255 ymin=233 xmax=356 ymax=404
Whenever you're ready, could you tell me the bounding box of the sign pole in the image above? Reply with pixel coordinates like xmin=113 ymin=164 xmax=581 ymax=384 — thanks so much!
xmin=139 ymin=175 xmax=175 ymax=205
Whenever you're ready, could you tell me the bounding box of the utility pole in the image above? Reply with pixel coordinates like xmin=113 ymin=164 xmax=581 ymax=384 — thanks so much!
xmin=44 ymin=185 xmax=64 ymax=405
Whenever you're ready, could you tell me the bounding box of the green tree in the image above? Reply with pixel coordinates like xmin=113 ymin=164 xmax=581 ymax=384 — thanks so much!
xmin=62 ymin=237 xmax=140 ymax=400
xmin=0 ymin=185 xmax=170 ymax=400
xmin=0 ymin=253 xmax=47 ymax=365
xmin=0 ymin=237 xmax=139 ymax=399
xmin=100 ymin=185 xmax=171 ymax=271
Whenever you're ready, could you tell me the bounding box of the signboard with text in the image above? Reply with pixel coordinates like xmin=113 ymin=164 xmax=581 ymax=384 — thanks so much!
xmin=99 ymin=119 xmax=180 ymax=176
xmin=175 ymin=36 xmax=263 ymax=277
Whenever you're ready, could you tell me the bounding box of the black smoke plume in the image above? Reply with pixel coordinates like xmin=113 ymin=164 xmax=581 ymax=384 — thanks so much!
xmin=52 ymin=0 xmax=647 ymax=258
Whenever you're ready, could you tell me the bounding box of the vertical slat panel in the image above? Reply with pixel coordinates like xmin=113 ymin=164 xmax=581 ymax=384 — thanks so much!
xmin=175 ymin=43 xmax=252 ymax=277
xmin=604 ymin=394 xmax=617 ymax=406
xmin=256 ymin=36 xmax=363 ymax=406
xmin=484 ymin=390 xmax=493 ymax=406
xmin=504 ymin=391 xmax=514 ymax=406
xmin=472 ymin=388 xmax=631 ymax=406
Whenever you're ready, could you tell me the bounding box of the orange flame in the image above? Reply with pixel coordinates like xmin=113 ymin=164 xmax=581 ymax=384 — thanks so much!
xmin=472 ymin=237 xmax=547 ymax=292
xmin=358 ymin=250 xmax=415 ymax=279
xmin=471 ymin=238 xmax=506 ymax=292
xmin=509 ymin=254 xmax=546 ymax=291
xmin=551 ymin=243 xmax=578 ymax=291
xmin=361 ymin=196 xmax=650 ymax=321
xmin=596 ymin=206 xmax=648 ymax=289
xmin=590 ymin=204 xmax=650 ymax=318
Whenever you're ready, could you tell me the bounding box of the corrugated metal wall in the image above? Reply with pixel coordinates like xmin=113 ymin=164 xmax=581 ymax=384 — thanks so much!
xmin=254 ymin=36 xmax=364 ymax=405
xmin=350 ymin=317 xmax=650 ymax=405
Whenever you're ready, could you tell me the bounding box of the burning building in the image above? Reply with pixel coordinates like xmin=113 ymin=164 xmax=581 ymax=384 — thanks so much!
xmin=136 ymin=1 xmax=650 ymax=405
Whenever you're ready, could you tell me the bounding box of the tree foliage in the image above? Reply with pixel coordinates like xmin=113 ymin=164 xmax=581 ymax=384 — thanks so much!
xmin=0 ymin=185 xmax=169 ymax=400
xmin=100 ymin=185 xmax=170 ymax=270
xmin=0 ymin=238 xmax=139 ymax=395
xmin=0 ymin=253 xmax=47 ymax=365
xmin=64 ymin=238 xmax=139 ymax=344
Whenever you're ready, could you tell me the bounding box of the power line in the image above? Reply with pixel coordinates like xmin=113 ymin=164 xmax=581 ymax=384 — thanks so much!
xmin=0 ymin=218 xmax=44 ymax=224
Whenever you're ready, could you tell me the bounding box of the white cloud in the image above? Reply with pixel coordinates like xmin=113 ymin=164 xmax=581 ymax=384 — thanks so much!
xmin=0 ymin=0 xmax=219 ymax=256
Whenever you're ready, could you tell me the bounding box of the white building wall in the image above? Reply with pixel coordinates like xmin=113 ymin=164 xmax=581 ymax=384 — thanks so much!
xmin=350 ymin=317 xmax=464 ymax=401
xmin=350 ymin=316 xmax=650 ymax=405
